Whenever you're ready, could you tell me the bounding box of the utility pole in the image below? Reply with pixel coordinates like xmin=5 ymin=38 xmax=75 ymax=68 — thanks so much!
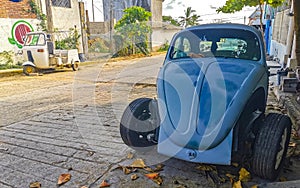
xmin=109 ymin=0 xmax=114 ymax=52
xmin=45 ymin=0 xmax=54 ymax=33
xmin=92 ymin=0 xmax=95 ymax=22
xmin=79 ymin=2 xmax=88 ymax=60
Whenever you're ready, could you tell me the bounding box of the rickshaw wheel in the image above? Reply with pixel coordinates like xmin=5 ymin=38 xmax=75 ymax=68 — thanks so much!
xmin=23 ymin=65 xmax=36 ymax=76
xmin=72 ymin=62 xmax=79 ymax=71
xmin=252 ymin=113 xmax=291 ymax=180
xmin=120 ymin=98 xmax=159 ymax=152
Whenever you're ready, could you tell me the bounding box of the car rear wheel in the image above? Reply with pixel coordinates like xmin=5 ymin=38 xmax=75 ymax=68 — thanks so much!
xmin=120 ymin=98 xmax=159 ymax=152
xmin=252 ymin=113 xmax=292 ymax=180
xmin=23 ymin=65 xmax=36 ymax=76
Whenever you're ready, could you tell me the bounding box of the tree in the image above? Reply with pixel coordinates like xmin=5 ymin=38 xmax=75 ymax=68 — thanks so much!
xmin=114 ymin=6 xmax=152 ymax=56
xmin=162 ymin=16 xmax=180 ymax=26
xmin=178 ymin=7 xmax=201 ymax=28
xmin=218 ymin=0 xmax=299 ymax=66
xmin=217 ymin=0 xmax=285 ymax=31
xmin=294 ymin=0 xmax=300 ymax=66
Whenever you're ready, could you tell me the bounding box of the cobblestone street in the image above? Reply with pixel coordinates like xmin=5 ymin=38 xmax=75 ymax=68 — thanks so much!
xmin=0 ymin=55 xmax=299 ymax=187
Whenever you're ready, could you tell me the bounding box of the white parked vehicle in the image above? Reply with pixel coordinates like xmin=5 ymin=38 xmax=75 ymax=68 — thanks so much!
xmin=22 ymin=31 xmax=80 ymax=75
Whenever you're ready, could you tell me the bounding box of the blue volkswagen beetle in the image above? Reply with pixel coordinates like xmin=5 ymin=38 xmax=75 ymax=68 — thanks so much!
xmin=120 ymin=23 xmax=292 ymax=180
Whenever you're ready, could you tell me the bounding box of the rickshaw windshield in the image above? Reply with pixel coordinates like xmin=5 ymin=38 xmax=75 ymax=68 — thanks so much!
xmin=24 ymin=34 xmax=46 ymax=46
xmin=169 ymin=28 xmax=261 ymax=61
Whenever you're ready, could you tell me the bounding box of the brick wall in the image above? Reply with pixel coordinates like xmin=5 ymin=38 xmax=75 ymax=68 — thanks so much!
xmin=0 ymin=0 xmax=36 ymax=19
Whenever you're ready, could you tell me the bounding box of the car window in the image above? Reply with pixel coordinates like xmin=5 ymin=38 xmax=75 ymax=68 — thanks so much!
xmin=169 ymin=28 xmax=261 ymax=61
xmin=172 ymin=36 xmax=191 ymax=59
xmin=24 ymin=34 xmax=46 ymax=46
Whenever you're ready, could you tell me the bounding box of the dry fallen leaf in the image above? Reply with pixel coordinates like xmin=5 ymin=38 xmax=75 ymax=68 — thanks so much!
xmin=232 ymin=163 xmax=239 ymax=167
xmin=127 ymin=152 xmax=134 ymax=159
xmin=29 ymin=182 xmax=41 ymax=188
xmin=145 ymin=172 xmax=159 ymax=179
xmin=153 ymin=164 xmax=165 ymax=172
xmin=131 ymin=174 xmax=139 ymax=180
xmin=100 ymin=180 xmax=110 ymax=187
xmin=196 ymin=165 xmax=214 ymax=171
xmin=153 ymin=176 xmax=163 ymax=185
xmin=80 ymin=186 xmax=88 ymax=188
xmin=226 ymin=173 xmax=236 ymax=184
xmin=232 ymin=180 xmax=242 ymax=188
xmin=251 ymin=185 xmax=258 ymax=188
xmin=289 ymin=142 xmax=296 ymax=147
xmin=144 ymin=166 xmax=153 ymax=172
xmin=130 ymin=159 xmax=146 ymax=168
xmin=57 ymin=173 xmax=71 ymax=185
xmin=279 ymin=176 xmax=287 ymax=182
xmin=122 ymin=167 xmax=132 ymax=175
xmin=239 ymin=168 xmax=251 ymax=182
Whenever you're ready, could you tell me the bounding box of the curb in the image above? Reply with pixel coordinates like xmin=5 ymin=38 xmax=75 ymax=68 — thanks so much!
xmin=258 ymin=179 xmax=300 ymax=187
xmin=0 ymin=68 xmax=23 ymax=77
xmin=273 ymin=86 xmax=300 ymax=129
xmin=0 ymin=53 xmax=166 ymax=78
xmin=0 ymin=61 xmax=100 ymax=78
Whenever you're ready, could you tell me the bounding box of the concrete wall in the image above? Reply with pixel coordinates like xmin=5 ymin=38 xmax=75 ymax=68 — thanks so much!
xmin=270 ymin=9 xmax=293 ymax=65
xmin=0 ymin=18 xmax=39 ymax=52
xmin=270 ymin=40 xmax=287 ymax=63
xmin=37 ymin=0 xmax=84 ymax=53
xmin=272 ymin=10 xmax=290 ymax=45
xmin=152 ymin=24 xmax=182 ymax=49
xmin=88 ymin=21 xmax=110 ymax=37
xmin=51 ymin=0 xmax=81 ymax=31
xmin=103 ymin=0 xmax=152 ymax=22
xmin=0 ymin=0 xmax=39 ymax=53
xmin=0 ymin=18 xmax=40 ymax=64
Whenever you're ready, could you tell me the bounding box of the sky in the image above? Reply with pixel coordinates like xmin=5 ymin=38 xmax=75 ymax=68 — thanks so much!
xmin=163 ymin=0 xmax=256 ymax=24
xmin=82 ymin=0 xmax=257 ymax=24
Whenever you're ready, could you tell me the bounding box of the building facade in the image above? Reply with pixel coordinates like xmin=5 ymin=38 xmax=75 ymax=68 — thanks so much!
xmin=103 ymin=0 xmax=162 ymax=23
xmin=0 ymin=0 xmax=83 ymax=54
xmin=269 ymin=0 xmax=296 ymax=67
xmin=0 ymin=0 xmax=39 ymax=53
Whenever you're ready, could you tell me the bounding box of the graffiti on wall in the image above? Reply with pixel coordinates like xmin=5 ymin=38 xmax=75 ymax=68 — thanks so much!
xmin=8 ymin=20 xmax=34 ymax=49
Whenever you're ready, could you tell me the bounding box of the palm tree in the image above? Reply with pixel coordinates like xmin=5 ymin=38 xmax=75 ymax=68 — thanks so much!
xmin=179 ymin=7 xmax=201 ymax=28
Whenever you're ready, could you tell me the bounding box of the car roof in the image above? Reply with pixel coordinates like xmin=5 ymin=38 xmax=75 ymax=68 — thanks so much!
xmin=182 ymin=23 xmax=262 ymax=37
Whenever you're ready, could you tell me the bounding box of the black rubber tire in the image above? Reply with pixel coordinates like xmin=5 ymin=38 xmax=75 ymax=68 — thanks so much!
xmin=72 ymin=62 xmax=79 ymax=71
xmin=120 ymin=98 xmax=159 ymax=152
xmin=252 ymin=113 xmax=292 ymax=180
xmin=23 ymin=65 xmax=36 ymax=76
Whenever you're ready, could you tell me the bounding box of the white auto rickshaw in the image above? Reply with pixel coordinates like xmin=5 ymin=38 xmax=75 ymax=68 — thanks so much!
xmin=22 ymin=31 xmax=80 ymax=75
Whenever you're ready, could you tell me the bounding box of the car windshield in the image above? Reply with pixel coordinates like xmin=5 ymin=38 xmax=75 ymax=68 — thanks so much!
xmin=169 ymin=28 xmax=261 ymax=61
xmin=24 ymin=34 xmax=46 ymax=46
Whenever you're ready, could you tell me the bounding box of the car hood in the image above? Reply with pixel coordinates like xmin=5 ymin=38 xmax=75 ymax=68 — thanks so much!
xmin=157 ymin=58 xmax=266 ymax=150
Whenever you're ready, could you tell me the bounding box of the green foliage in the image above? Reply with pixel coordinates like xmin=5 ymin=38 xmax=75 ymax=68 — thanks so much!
xmin=217 ymin=0 xmax=285 ymax=13
xmin=0 ymin=51 xmax=21 ymax=70
xmin=55 ymin=28 xmax=81 ymax=50
xmin=114 ymin=6 xmax=152 ymax=56
xmin=178 ymin=7 xmax=201 ymax=28
xmin=88 ymin=38 xmax=110 ymax=53
xmin=157 ymin=40 xmax=170 ymax=52
xmin=162 ymin=16 xmax=181 ymax=26
xmin=113 ymin=35 xmax=131 ymax=57
xmin=28 ymin=0 xmax=47 ymax=31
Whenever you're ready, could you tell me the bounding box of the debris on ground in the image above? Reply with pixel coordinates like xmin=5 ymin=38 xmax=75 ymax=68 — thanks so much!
xmin=57 ymin=173 xmax=71 ymax=185
xmin=100 ymin=179 xmax=110 ymax=187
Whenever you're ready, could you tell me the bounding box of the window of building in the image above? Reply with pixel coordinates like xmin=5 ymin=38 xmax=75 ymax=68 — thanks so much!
xmin=52 ymin=0 xmax=71 ymax=8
